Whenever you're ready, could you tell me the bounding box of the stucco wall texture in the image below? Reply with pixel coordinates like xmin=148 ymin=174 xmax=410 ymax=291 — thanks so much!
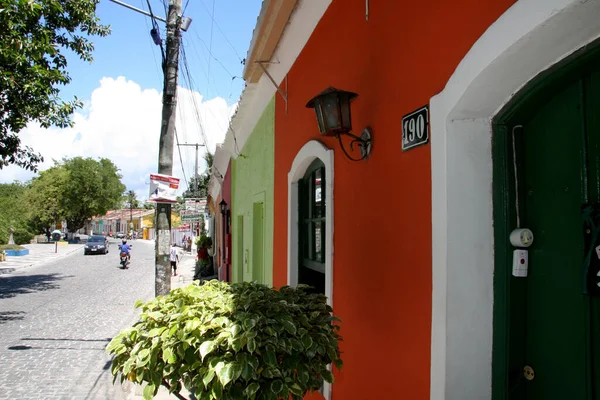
xmin=231 ymin=98 xmax=275 ymax=286
xmin=272 ymin=0 xmax=515 ymax=399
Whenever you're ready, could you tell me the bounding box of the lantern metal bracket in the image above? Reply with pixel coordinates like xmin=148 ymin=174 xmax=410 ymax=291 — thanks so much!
xmin=337 ymin=127 xmax=373 ymax=162
xmin=256 ymin=61 xmax=288 ymax=113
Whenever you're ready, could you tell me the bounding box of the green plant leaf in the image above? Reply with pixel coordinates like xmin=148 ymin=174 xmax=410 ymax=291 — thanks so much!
xmin=247 ymin=355 xmax=259 ymax=371
xmin=321 ymin=369 xmax=334 ymax=384
xmin=147 ymin=327 xmax=165 ymax=338
xmin=333 ymin=358 xmax=344 ymax=370
xmin=230 ymin=324 xmax=242 ymax=337
xmin=282 ymin=320 xmax=296 ymax=335
xmin=242 ymin=318 xmax=257 ymax=331
xmin=244 ymin=382 xmax=260 ymax=397
xmin=270 ymin=380 xmax=284 ymax=394
xmin=298 ymin=368 xmax=309 ymax=385
xmin=142 ymin=383 xmax=155 ymax=400
xmin=231 ymin=361 xmax=243 ymax=382
xmin=211 ymin=381 xmax=223 ymax=399
xmin=202 ymin=369 xmax=215 ymax=389
xmin=265 ymin=350 xmax=277 ymax=367
xmin=247 ymin=337 xmax=256 ymax=353
xmin=288 ymin=383 xmax=303 ymax=396
xmin=301 ymin=335 xmax=313 ymax=350
xmin=200 ymin=340 xmax=216 ymax=360
xmin=217 ymin=362 xmax=234 ymax=387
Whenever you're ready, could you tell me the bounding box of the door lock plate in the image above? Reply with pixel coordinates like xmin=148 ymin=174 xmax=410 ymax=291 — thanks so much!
xmin=524 ymin=365 xmax=535 ymax=381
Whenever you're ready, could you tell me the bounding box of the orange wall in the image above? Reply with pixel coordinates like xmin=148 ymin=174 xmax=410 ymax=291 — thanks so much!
xmin=273 ymin=0 xmax=514 ymax=398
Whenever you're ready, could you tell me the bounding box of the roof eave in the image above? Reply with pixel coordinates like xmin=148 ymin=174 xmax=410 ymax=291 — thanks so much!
xmin=243 ymin=0 xmax=298 ymax=83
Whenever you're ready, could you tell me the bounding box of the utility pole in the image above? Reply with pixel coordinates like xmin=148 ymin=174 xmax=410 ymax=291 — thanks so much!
xmin=128 ymin=190 xmax=134 ymax=236
xmin=108 ymin=0 xmax=192 ymax=296
xmin=154 ymin=0 xmax=183 ymax=296
xmin=178 ymin=143 xmax=205 ymax=198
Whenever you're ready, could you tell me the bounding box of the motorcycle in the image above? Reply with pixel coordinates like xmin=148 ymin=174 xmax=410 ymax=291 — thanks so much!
xmin=119 ymin=251 xmax=129 ymax=269
xmin=118 ymin=244 xmax=131 ymax=269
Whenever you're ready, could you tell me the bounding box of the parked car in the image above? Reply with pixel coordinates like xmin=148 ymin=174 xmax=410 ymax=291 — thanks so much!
xmin=116 ymin=232 xmax=125 ymax=239
xmin=84 ymin=235 xmax=109 ymax=255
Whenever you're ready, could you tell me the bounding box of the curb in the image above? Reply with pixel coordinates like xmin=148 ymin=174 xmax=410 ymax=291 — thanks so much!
xmin=0 ymin=244 xmax=85 ymax=274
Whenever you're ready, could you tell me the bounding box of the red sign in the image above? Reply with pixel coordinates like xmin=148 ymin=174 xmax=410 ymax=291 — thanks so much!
xmin=148 ymin=173 xmax=180 ymax=203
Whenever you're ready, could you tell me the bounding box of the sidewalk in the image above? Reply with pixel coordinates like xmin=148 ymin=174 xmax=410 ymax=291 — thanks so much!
xmin=118 ymin=249 xmax=217 ymax=400
xmin=0 ymin=243 xmax=85 ymax=274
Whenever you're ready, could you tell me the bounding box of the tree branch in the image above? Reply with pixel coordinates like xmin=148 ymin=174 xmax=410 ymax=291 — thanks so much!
xmin=161 ymin=380 xmax=189 ymax=400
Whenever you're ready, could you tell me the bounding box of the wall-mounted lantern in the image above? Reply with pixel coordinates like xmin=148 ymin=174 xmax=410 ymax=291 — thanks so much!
xmin=219 ymin=199 xmax=229 ymax=216
xmin=306 ymin=87 xmax=372 ymax=161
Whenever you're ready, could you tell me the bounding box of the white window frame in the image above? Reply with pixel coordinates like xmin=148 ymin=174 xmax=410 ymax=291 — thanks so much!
xmin=287 ymin=139 xmax=334 ymax=400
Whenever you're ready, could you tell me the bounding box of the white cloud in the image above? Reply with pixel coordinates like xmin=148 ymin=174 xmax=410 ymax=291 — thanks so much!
xmin=0 ymin=76 xmax=236 ymax=200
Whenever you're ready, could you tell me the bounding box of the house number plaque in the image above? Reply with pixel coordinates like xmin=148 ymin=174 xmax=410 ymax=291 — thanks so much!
xmin=402 ymin=105 xmax=429 ymax=151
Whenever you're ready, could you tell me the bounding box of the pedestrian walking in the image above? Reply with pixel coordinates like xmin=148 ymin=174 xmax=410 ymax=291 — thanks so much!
xmin=170 ymin=243 xmax=180 ymax=276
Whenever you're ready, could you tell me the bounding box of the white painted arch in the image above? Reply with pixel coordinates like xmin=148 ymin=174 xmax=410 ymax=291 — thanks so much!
xmin=287 ymin=139 xmax=334 ymax=306
xmin=287 ymin=139 xmax=334 ymax=400
xmin=429 ymin=0 xmax=600 ymax=399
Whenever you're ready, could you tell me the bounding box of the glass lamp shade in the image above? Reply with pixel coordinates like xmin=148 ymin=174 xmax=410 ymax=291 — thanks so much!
xmin=306 ymin=87 xmax=357 ymax=136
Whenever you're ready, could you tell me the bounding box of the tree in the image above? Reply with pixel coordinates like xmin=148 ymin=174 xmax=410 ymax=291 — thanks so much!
xmin=27 ymin=157 xmax=125 ymax=233
xmin=25 ymin=167 xmax=69 ymax=230
xmin=61 ymin=157 xmax=125 ymax=231
xmin=0 ymin=0 xmax=110 ymax=170
xmin=0 ymin=182 xmax=36 ymax=244
xmin=182 ymin=151 xmax=213 ymax=199
xmin=123 ymin=190 xmax=140 ymax=209
xmin=142 ymin=201 xmax=155 ymax=210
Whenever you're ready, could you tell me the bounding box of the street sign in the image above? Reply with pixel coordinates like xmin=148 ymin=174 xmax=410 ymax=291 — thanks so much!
xmin=148 ymin=173 xmax=180 ymax=203
xmin=182 ymin=213 xmax=202 ymax=221
xmin=185 ymin=198 xmax=207 ymax=211
xmin=402 ymin=105 xmax=429 ymax=151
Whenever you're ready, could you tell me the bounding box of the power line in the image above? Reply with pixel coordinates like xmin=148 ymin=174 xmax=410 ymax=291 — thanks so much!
xmin=206 ymin=0 xmax=216 ymax=98
xmin=181 ymin=36 xmax=237 ymax=134
xmin=198 ymin=0 xmax=244 ymax=62
xmin=139 ymin=0 xmax=163 ymax=84
xmin=174 ymin=127 xmax=190 ymax=192
xmin=180 ymin=45 xmax=210 ymax=148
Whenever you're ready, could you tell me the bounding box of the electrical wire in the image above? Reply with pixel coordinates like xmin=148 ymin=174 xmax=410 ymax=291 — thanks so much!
xmin=139 ymin=0 xmax=163 ymax=85
xmin=182 ymin=35 xmax=238 ymax=135
xmin=206 ymin=0 xmax=216 ymax=98
xmin=174 ymin=127 xmax=190 ymax=193
xmin=180 ymin=45 xmax=210 ymax=148
xmin=197 ymin=0 xmax=244 ymax=62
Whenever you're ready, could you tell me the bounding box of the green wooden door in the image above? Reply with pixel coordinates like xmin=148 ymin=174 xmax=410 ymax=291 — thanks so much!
xmin=252 ymin=202 xmax=264 ymax=283
xmin=494 ymin=66 xmax=600 ymax=400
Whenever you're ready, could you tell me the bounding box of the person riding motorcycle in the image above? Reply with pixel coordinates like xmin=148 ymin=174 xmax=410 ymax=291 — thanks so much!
xmin=119 ymin=239 xmax=132 ymax=260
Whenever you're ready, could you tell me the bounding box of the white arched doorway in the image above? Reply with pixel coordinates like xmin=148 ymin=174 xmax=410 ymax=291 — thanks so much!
xmin=429 ymin=0 xmax=600 ymax=399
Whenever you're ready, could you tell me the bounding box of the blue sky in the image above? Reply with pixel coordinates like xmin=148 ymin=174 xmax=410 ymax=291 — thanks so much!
xmin=1 ymin=0 xmax=262 ymax=200
xmin=63 ymin=0 xmax=260 ymax=105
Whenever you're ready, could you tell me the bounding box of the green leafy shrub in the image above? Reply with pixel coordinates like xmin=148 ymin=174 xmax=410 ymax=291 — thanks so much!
xmin=194 ymin=260 xmax=214 ymax=279
xmin=195 ymin=234 xmax=212 ymax=249
xmin=107 ymin=281 xmax=342 ymax=400
xmin=12 ymin=228 xmax=35 ymax=245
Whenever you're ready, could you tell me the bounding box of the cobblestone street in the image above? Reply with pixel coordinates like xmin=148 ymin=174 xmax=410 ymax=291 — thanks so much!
xmin=0 ymin=240 xmax=157 ymax=400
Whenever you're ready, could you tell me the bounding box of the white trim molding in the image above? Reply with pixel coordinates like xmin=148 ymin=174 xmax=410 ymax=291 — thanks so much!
xmin=287 ymin=140 xmax=334 ymax=400
xmin=429 ymin=0 xmax=600 ymax=399
xmin=222 ymin=0 xmax=332 ymax=159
